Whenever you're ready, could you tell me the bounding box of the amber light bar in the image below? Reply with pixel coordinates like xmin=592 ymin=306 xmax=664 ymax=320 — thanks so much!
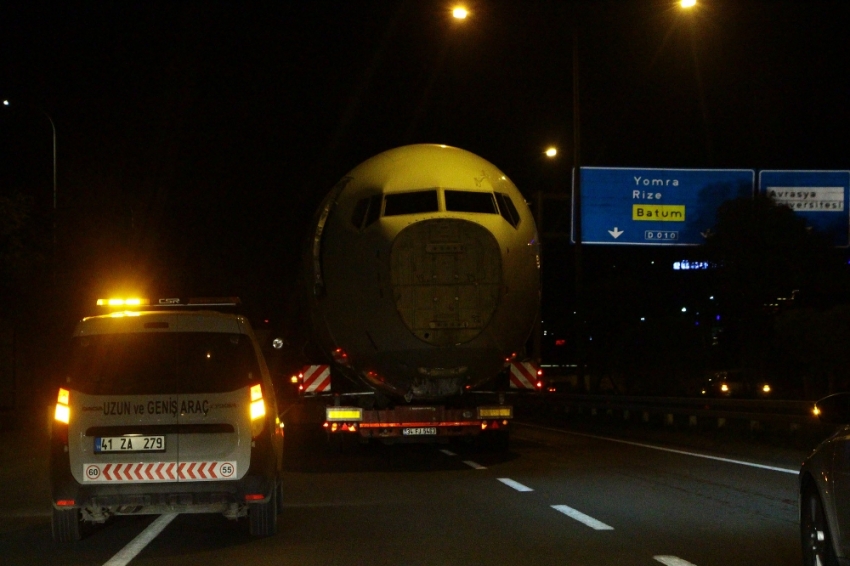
xmin=97 ymin=298 xmax=149 ymax=307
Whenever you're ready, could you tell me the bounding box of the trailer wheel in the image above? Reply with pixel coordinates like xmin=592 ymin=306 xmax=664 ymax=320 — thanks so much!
xmin=52 ymin=507 xmax=82 ymax=542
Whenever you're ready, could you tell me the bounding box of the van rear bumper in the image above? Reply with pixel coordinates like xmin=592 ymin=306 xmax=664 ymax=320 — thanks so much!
xmin=50 ymin=435 xmax=278 ymax=511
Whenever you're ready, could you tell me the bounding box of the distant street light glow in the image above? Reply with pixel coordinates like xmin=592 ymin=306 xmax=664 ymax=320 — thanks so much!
xmin=545 ymin=147 xmax=557 ymax=158
xmin=452 ymin=6 xmax=469 ymax=20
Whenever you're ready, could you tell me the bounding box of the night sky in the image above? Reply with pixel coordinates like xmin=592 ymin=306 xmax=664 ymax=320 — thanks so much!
xmin=3 ymin=0 xmax=850 ymax=325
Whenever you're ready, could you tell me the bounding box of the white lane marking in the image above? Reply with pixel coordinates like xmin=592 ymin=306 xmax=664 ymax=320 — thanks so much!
xmin=497 ymin=478 xmax=534 ymax=492
xmin=520 ymin=423 xmax=798 ymax=475
xmin=654 ymin=556 xmax=698 ymax=566
xmin=551 ymin=505 xmax=614 ymax=530
xmin=103 ymin=513 xmax=178 ymax=566
xmin=463 ymin=460 xmax=487 ymax=470
xmin=440 ymin=449 xmax=456 ymax=456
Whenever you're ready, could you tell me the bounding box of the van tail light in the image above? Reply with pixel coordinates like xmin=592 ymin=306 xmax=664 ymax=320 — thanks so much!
xmin=250 ymin=384 xmax=266 ymax=438
xmin=53 ymin=388 xmax=70 ymax=443
xmin=55 ymin=388 xmax=70 ymax=424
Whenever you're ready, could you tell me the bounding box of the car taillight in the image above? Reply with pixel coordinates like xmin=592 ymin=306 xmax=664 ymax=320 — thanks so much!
xmin=250 ymin=384 xmax=266 ymax=437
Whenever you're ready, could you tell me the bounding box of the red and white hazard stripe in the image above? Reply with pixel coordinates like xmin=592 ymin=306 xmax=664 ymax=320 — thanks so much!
xmin=509 ymin=361 xmax=540 ymax=389
xmin=302 ymin=364 xmax=331 ymax=393
xmin=83 ymin=461 xmax=237 ymax=482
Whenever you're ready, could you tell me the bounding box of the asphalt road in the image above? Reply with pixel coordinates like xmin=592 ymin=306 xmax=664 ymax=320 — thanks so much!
xmin=0 ymin=413 xmax=811 ymax=566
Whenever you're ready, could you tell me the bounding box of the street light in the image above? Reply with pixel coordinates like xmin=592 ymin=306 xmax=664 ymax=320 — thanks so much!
xmin=544 ymin=146 xmax=558 ymax=158
xmin=680 ymin=0 xmax=697 ymax=8
xmin=452 ymin=6 xmax=469 ymax=20
xmin=3 ymin=99 xmax=57 ymax=212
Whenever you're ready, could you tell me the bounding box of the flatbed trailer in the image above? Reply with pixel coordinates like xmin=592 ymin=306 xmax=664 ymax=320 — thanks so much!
xmin=281 ymin=362 xmax=543 ymax=446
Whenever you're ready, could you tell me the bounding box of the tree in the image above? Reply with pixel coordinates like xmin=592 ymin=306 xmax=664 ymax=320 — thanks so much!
xmin=703 ymin=193 xmax=843 ymax=389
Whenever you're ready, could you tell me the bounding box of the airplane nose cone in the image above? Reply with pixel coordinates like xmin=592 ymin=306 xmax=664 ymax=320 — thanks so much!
xmin=390 ymin=219 xmax=502 ymax=345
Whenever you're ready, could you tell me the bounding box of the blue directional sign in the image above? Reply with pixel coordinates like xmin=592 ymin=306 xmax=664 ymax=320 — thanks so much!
xmin=759 ymin=170 xmax=850 ymax=248
xmin=573 ymin=167 xmax=755 ymax=246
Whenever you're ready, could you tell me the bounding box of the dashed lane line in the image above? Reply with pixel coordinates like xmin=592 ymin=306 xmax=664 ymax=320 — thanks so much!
xmin=551 ymin=505 xmax=614 ymax=530
xmin=654 ymin=556 xmax=698 ymax=566
xmin=519 ymin=423 xmax=799 ymax=475
xmin=103 ymin=512 xmax=178 ymax=566
xmin=463 ymin=460 xmax=487 ymax=470
xmin=497 ymin=478 xmax=534 ymax=492
xmin=439 ymin=449 xmax=456 ymax=456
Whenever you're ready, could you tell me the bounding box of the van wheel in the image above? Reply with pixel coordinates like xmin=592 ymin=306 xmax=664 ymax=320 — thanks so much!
xmin=52 ymin=507 xmax=82 ymax=542
xmin=249 ymin=487 xmax=277 ymax=537
xmin=276 ymin=478 xmax=285 ymax=514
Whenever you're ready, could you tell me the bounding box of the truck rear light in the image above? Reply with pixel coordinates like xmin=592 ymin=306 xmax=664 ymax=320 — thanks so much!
xmin=326 ymin=407 xmax=363 ymax=421
xmin=55 ymin=499 xmax=75 ymax=507
xmin=54 ymin=388 xmax=70 ymax=425
xmin=477 ymin=406 xmax=512 ymax=419
xmin=325 ymin=422 xmax=359 ymax=433
xmin=244 ymin=494 xmax=264 ymax=502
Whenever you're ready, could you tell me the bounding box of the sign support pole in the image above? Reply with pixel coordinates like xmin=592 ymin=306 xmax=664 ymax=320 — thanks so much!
xmin=572 ymin=13 xmax=586 ymax=391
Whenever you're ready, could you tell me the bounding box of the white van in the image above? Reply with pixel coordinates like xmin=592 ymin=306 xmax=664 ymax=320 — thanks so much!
xmin=49 ymin=298 xmax=283 ymax=541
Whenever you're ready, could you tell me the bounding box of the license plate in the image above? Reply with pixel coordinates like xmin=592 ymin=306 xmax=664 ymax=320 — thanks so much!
xmin=402 ymin=427 xmax=437 ymax=436
xmin=95 ymin=436 xmax=166 ymax=453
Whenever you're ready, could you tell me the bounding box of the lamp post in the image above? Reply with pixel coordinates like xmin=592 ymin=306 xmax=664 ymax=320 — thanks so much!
xmin=3 ymin=99 xmax=58 ymax=286
xmin=570 ymin=1 xmax=699 ymax=390
xmin=3 ymin=100 xmax=57 ymax=213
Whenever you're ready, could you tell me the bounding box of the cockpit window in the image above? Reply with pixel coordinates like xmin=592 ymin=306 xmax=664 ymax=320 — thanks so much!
xmin=383 ymin=190 xmax=438 ymax=216
xmin=351 ymin=198 xmax=369 ymax=229
xmin=495 ymin=192 xmax=521 ymax=228
xmin=351 ymin=194 xmax=383 ymax=229
xmin=444 ymin=190 xmax=497 ymax=214
xmin=364 ymin=194 xmax=382 ymax=227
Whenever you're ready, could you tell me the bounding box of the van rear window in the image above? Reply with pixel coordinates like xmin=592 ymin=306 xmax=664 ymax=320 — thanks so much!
xmin=66 ymin=333 xmax=260 ymax=395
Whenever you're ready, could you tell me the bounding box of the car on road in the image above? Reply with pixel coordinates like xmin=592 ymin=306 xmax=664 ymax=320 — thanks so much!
xmin=49 ymin=297 xmax=284 ymax=541
xmin=800 ymin=392 xmax=850 ymax=566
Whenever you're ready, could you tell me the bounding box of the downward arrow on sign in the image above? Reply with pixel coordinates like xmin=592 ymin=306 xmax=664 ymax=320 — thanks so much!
xmin=608 ymin=227 xmax=624 ymax=239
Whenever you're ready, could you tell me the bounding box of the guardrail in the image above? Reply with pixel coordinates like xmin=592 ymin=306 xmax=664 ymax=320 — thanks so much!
xmin=515 ymin=392 xmax=825 ymax=432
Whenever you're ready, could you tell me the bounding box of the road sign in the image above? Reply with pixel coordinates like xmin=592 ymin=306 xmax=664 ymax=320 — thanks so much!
xmin=759 ymin=170 xmax=850 ymax=248
xmin=574 ymin=167 xmax=755 ymax=245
